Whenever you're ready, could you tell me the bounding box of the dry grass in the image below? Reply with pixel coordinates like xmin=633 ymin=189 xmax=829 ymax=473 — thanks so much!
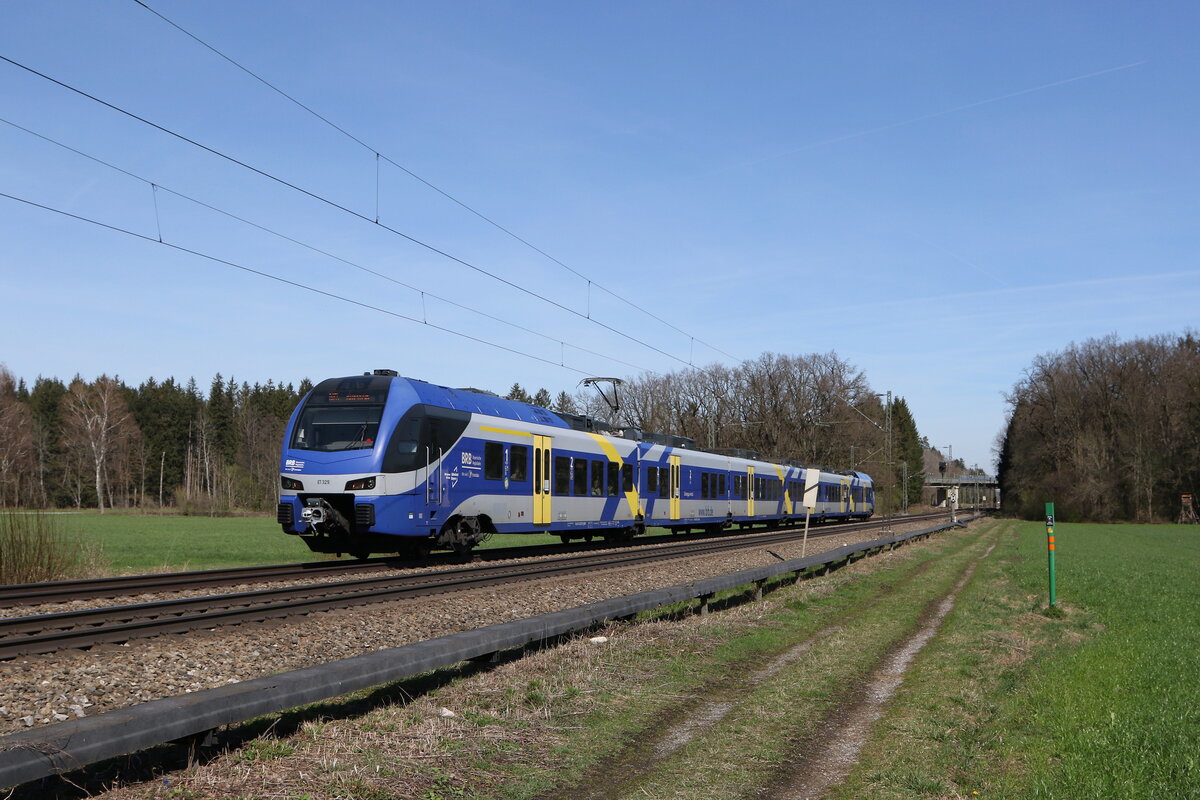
xmin=0 ymin=511 xmax=105 ymax=584
xmin=81 ymin=526 xmax=990 ymax=800
xmin=827 ymin=521 xmax=1102 ymax=800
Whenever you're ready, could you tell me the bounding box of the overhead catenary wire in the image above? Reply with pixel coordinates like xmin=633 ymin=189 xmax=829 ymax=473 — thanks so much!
xmin=0 ymin=190 xmax=612 ymax=378
xmin=129 ymin=0 xmax=740 ymax=363
xmin=0 ymin=115 xmax=651 ymax=375
xmin=0 ymin=53 xmax=694 ymax=369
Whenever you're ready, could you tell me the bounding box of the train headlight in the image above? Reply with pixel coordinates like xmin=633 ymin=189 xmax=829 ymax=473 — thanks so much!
xmin=281 ymin=476 xmax=303 ymax=491
xmin=345 ymin=476 xmax=377 ymax=491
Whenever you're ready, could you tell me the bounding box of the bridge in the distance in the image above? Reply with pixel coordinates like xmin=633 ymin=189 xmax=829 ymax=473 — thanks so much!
xmin=924 ymin=474 xmax=999 ymax=508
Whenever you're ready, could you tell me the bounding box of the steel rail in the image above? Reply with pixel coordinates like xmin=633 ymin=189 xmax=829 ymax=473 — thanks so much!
xmin=0 ymin=511 xmax=950 ymax=608
xmin=0 ymin=513 xmax=950 ymax=660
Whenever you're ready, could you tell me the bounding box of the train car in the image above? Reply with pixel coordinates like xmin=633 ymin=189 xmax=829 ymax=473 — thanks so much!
xmin=277 ymin=370 xmax=874 ymax=557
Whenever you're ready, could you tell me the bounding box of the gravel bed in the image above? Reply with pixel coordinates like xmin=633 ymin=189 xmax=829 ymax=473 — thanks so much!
xmin=0 ymin=520 xmax=938 ymax=735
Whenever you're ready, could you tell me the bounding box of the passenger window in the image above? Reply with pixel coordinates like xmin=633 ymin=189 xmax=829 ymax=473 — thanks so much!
xmin=719 ymin=474 xmax=726 ymax=497
xmin=554 ymin=456 xmax=571 ymax=495
xmin=511 ymin=445 xmax=528 ymax=481
xmin=484 ymin=442 xmax=503 ymax=480
xmin=607 ymin=462 xmax=619 ymax=496
xmin=659 ymin=467 xmax=669 ymax=496
xmin=591 ymin=460 xmax=604 ymax=496
xmin=647 ymin=466 xmax=658 ymax=493
xmin=701 ymin=473 xmax=709 ymax=499
xmin=573 ymin=458 xmax=587 ymax=495
xmin=622 ymin=464 xmax=633 ymax=492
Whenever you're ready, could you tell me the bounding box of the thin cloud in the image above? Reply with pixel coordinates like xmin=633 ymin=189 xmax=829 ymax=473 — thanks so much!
xmin=723 ymin=60 xmax=1149 ymax=172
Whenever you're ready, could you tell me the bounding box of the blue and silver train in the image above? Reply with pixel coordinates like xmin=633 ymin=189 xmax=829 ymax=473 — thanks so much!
xmin=277 ymin=370 xmax=875 ymax=557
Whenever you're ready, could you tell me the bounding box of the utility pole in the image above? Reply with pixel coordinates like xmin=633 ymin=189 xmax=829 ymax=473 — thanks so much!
xmin=884 ymin=390 xmax=893 ymax=467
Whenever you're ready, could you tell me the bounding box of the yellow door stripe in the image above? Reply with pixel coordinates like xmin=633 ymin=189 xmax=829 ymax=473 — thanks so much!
xmin=480 ymin=425 xmax=534 ymax=438
xmin=587 ymin=433 xmax=641 ymax=520
xmin=773 ymin=464 xmax=793 ymax=515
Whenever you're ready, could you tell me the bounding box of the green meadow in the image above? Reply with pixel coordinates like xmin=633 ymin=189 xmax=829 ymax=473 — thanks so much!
xmin=999 ymin=522 xmax=1200 ymax=798
xmin=39 ymin=512 xmax=315 ymax=573
xmin=833 ymin=520 xmax=1200 ymax=799
xmin=22 ymin=512 xmax=569 ymax=575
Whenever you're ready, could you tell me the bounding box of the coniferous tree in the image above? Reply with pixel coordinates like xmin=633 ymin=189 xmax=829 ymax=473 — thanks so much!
xmin=890 ymin=397 xmax=924 ymax=508
xmin=553 ymin=391 xmax=578 ymax=414
xmin=506 ymin=383 xmax=532 ymax=403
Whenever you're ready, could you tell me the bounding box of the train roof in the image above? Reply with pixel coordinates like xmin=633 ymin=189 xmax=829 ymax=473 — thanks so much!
xmin=396 ymin=376 xmax=572 ymax=429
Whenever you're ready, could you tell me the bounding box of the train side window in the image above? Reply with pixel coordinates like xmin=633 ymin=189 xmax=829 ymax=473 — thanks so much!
xmin=484 ymin=442 xmax=503 ymax=480
xmin=591 ymin=460 xmax=604 ymax=496
xmin=659 ymin=467 xmax=669 ymax=496
xmin=510 ymin=445 xmax=528 ymax=481
xmin=719 ymin=474 xmax=726 ymax=497
xmin=622 ymin=464 xmax=633 ymax=492
xmin=700 ymin=473 xmax=709 ymax=499
xmin=573 ymin=458 xmax=587 ymax=495
xmin=607 ymin=462 xmax=619 ymax=496
xmin=647 ymin=466 xmax=658 ymax=494
xmin=554 ymin=456 xmax=570 ymax=495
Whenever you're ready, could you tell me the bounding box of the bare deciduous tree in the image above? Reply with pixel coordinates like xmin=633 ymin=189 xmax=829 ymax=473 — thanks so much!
xmin=62 ymin=375 xmax=140 ymax=514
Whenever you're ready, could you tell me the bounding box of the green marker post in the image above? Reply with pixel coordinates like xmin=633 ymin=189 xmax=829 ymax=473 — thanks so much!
xmin=1045 ymin=502 xmax=1057 ymax=607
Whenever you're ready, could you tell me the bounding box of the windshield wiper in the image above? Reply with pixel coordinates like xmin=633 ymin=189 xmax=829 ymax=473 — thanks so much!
xmin=342 ymin=422 xmax=370 ymax=450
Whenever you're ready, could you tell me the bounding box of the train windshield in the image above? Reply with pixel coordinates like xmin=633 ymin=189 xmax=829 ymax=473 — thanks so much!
xmin=290 ymin=405 xmax=383 ymax=452
xmin=289 ymin=375 xmax=391 ymax=452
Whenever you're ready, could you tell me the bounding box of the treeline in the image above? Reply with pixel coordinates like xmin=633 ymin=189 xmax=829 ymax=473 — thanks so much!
xmin=562 ymin=352 xmax=926 ymax=513
xmin=997 ymin=333 xmax=1200 ymax=522
xmin=0 ymin=367 xmax=309 ymax=512
xmin=1 ymin=350 xmax=926 ymax=515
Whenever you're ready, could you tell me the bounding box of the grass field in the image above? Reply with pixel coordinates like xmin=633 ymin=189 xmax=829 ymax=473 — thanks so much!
xmin=996 ymin=522 xmax=1200 ymax=799
xmin=43 ymin=512 xmax=317 ymax=573
xmin=33 ymin=512 xmax=571 ymax=574
xmin=832 ymin=520 xmax=1200 ymax=799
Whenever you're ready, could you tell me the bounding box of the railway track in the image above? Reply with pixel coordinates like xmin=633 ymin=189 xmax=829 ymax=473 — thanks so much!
xmin=0 ymin=511 xmax=951 ymax=608
xmin=0 ymin=512 xmax=952 ymax=660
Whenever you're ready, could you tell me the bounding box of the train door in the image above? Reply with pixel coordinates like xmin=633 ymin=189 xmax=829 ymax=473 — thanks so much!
xmin=747 ymin=466 xmax=756 ymax=517
xmin=424 ymin=446 xmax=446 ymax=509
xmin=533 ymin=435 xmax=552 ymax=525
xmin=669 ymin=454 xmax=681 ymax=521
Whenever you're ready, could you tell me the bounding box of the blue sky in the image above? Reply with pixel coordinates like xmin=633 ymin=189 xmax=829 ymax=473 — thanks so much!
xmin=2 ymin=1 xmax=1197 ymax=472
